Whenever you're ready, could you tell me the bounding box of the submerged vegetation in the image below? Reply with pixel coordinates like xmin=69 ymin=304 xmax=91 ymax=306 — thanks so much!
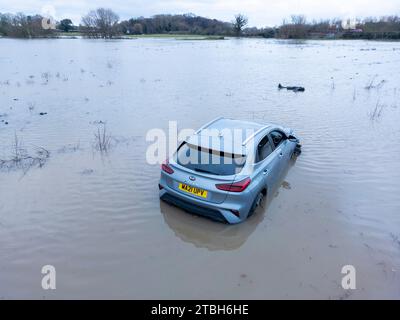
xmin=94 ymin=124 xmax=112 ymax=153
xmin=0 ymin=133 xmax=50 ymax=172
xmin=1 ymin=9 xmax=400 ymax=40
xmin=370 ymin=100 xmax=385 ymax=121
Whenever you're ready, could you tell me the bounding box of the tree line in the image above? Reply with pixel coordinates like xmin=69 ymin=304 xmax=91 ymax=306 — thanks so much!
xmin=1 ymin=8 xmax=400 ymax=40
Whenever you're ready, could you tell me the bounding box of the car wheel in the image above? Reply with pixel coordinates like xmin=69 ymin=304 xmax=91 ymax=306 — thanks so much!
xmin=248 ymin=192 xmax=264 ymax=217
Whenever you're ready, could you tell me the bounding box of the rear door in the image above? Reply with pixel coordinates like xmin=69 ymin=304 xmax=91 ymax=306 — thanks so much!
xmin=254 ymin=134 xmax=281 ymax=189
xmin=269 ymin=130 xmax=290 ymax=179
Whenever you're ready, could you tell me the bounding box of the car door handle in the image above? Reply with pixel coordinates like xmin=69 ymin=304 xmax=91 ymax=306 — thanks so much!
xmin=263 ymin=169 xmax=269 ymax=175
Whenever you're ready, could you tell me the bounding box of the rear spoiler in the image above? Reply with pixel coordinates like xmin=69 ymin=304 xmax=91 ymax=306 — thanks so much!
xmin=283 ymin=127 xmax=294 ymax=137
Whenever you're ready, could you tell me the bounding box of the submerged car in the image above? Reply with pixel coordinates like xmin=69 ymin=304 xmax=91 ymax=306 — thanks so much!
xmin=159 ymin=117 xmax=301 ymax=224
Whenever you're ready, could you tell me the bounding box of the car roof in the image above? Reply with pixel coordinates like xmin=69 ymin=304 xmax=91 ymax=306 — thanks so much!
xmin=185 ymin=117 xmax=281 ymax=155
xmin=207 ymin=118 xmax=265 ymax=132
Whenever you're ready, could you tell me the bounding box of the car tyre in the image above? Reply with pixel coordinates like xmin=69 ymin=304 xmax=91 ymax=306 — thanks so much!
xmin=248 ymin=191 xmax=264 ymax=217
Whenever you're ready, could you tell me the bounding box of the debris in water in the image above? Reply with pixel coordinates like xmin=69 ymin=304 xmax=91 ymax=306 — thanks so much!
xmin=28 ymin=102 xmax=35 ymax=111
xmin=57 ymin=142 xmax=81 ymax=154
xmin=282 ymin=181 xmax=292 ymax=189
xmin=390 ymin=233 xmax=400 ymax=249
xmin=278 ymin=83 xmax=305 ymax=92
xmin=80 ymin=169 xmax=94 ymax=175
xmin=92 ymin=120 xmax=105 ymax=125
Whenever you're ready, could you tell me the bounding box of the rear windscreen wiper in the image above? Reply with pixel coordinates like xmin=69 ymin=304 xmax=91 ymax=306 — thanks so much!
xmin=194 ymin=168 xmax=219 ymax=175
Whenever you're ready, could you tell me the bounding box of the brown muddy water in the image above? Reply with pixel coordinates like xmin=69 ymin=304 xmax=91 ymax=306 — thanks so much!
xmin=0 ymin=38 xmax=400 ymax=299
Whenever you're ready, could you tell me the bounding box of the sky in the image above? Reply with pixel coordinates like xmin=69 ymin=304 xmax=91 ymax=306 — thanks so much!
xmin=0 ymin=0 xmax=399 ymax=27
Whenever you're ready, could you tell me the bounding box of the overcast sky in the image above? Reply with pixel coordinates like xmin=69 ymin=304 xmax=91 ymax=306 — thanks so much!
xmin=0 ymin=0 xmax=399 ymax=27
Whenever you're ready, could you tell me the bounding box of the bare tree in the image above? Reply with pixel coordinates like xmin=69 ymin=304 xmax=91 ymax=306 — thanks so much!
xmin=81 ymin=8 xmax=120 ymax=38
xmin=233 ymin=13 xmax=248 ymax=36
xmin=279 ymin=15 xmax=308 ymax=39
xmin=291 ymin=14 xmax=307 ymax=25
xmin=132 ymin=23 xmax=143 ymax=34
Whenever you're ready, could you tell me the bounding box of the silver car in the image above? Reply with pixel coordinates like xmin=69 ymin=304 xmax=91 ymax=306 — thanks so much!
xmin=159 ymin=117 xmax=301 ymax=224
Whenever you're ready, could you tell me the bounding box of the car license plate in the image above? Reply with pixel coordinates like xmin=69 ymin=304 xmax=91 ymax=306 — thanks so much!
xmin=179 ymin=183 xmax=208 ymax=198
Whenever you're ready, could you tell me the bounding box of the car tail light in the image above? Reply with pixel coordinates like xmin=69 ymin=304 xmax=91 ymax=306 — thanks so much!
xmin=216 ymin=177 xmax=251 ymax=193
xmin=161 ymin=159 xmax=174 ymax=174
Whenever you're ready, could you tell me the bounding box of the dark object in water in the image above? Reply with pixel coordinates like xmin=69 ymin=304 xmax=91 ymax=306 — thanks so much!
xmin=278 ymin=83 xmax=305 ymax=92
xmin=39 ymin=112 xmax=48 ymax=116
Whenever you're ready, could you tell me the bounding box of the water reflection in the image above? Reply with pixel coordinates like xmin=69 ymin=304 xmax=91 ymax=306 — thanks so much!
xmin=160 ymin=200 xmax=264 ymax=251
xmin=160 ymin=159 xmax=297 ymax=251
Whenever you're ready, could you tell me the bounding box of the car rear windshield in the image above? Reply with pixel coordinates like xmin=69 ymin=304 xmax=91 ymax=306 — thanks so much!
xmin=175 ymin=142 xmax=246 ymax=176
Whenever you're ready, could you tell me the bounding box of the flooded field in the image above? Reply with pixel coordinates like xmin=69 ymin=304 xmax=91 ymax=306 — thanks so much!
xmin=0 ymin=38 xmax=400 ymax=299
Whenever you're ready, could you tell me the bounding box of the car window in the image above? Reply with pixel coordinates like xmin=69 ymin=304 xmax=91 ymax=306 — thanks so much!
xmin=270 ymin=131 xmax=285 ymax=148
xmin=256 ymin=136 xmax=273 ymax=162
xmin=176 ymin=143 xmax=246 ymax=176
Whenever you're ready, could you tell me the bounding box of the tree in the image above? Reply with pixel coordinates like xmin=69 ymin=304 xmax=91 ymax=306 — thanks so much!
xmin=0 ymin=12 xmax=54 ymax=37
xmin=291 ymin=14 xmax=306 ymax=25
xmin=81 ymin=8 xmax=120 ymax=38
xmin=233 ymin=13 xmax=248 ymax=36
xmin=132 ymin=23 xmax=143 ymax=34
xmin=278 ymin=15 xmax=309 ymax=39
xmin=58 ymin=19 xmax=73 ymax=32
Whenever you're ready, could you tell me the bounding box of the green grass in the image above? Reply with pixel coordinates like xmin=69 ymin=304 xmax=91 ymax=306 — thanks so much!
xmin=181 ymin=36 xmax=225 ymax=40
xmin=124 ymin=34 xmax=225 ymax=40
xmin=51 ymin=32 xmax=225 ymax=40
xmin=55 ymin=32 xmax=82 ymax=37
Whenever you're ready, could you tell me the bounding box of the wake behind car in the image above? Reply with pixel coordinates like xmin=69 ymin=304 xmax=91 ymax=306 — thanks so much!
xmin=159 ymin=117 xmax=301 ymax=224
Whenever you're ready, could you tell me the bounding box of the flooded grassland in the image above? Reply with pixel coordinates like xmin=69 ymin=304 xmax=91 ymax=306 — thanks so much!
xmin=0 ymin=38 xmax=400 ymax=299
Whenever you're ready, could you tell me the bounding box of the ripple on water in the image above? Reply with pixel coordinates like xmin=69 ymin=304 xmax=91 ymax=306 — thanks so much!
xmin=1 ymin=38 xmax=400 ymax=298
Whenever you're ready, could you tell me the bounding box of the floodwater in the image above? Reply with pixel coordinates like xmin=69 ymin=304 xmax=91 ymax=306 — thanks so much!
xmin=0 ymin=38 xmax=399 ymax=299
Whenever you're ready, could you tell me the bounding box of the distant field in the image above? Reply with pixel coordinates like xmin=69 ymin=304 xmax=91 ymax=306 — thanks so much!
xmin=55 ymin=32 xmax=225 ymax=40
xmin=56 ymin=32 xmax=82 ymax=37
xmin=128 ymin=34 xmax=225 ymax=40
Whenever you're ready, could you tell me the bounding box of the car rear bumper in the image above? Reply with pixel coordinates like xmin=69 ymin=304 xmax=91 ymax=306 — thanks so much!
xmin=159 ymin=184 xmax=244 ymax=224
